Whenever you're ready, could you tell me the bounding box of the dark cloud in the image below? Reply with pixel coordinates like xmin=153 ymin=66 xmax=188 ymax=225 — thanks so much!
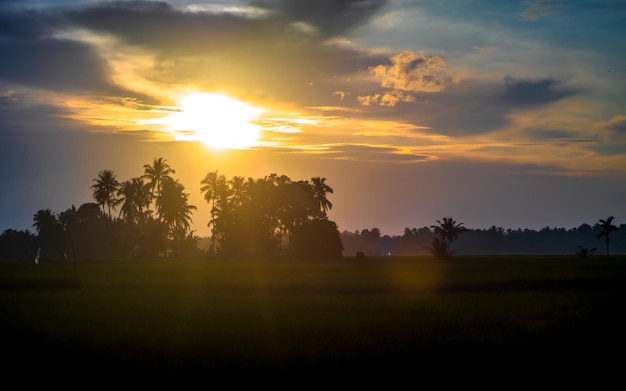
xmin=500 ymin=76 xmax=578 ymax=106
xmin=606 ymin=117 xmax=626 ymax=133
xmin=0 ymin=38 xmax=122 ymax=94
xmin=0 ymin=5 xmax=156 ymax=102
xmin=250 ymin=0 xmax=390 ymax=38
xmin=0 ymin=8 xmax=58 ymax=39
xmin=67 ymin=1 xmax=262 ymax=52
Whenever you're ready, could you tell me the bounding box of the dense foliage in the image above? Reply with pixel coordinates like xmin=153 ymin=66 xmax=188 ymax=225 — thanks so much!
xmin=0 ymin=158 xmax=343 ymax=261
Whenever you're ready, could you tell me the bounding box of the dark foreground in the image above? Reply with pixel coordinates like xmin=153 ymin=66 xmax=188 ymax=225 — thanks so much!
xmin=1 ymin=255 xmax=625 ymax=384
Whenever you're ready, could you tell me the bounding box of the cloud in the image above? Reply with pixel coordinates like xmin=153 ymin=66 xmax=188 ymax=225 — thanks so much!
xmin=473 ymin=46 xmax=500 ymax=54
xmin=249 ymin=0 xmax=390 ymax=38
xmin=499 ymin=76 xmax=578 ymax=106
xmin=357 ymin=51 xmax=456 ymax=107
xmin=370 ymin=51 xmax=454 ymax=93
xmin=0 ymin=38 xmax=127 ymax=95
xmin=521 ymin=0 xmax=562 ymax=21
xmin=601 ymin=115 xmax=626 ymax=134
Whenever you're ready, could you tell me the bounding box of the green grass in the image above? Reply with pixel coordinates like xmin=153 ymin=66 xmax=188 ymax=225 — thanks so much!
xmin=2 ymin=255 xmax=625 ymax=380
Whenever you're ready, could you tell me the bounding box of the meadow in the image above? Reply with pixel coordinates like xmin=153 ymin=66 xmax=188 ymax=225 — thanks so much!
xmin=1 ymin=255 xmax=625 ymax=382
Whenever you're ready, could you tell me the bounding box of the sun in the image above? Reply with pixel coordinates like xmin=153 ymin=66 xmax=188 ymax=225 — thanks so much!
xmin=161 ymin=92 xmax=264 ymax=149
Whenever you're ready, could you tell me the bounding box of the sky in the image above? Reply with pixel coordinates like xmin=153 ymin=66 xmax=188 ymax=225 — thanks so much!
xmin=1 ymin=0 xmax=625 ymax=237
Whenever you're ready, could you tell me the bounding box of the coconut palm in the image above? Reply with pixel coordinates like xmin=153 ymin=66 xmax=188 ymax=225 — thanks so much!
xmin=32 ymin=209 xmax=64 ymax=259
xmin=597 ymin=216 xmax=618 ymax=257
xmin=431 ymin=216 xmax=467 ymax=254
xmin=229 ymin=175 xmax=249 ymax=207
xmin=118 ymin=177 xmax=152 ymax=225
xmin=156 ymin=177 xmax=196 ymax=242
xmin=200 ymin=170 xmax=228 ymax=253
xmin=143 ymin=157 xmax=176 ymax=201
xmin=91 ymin=169 xmax=121 ymax=220
xmin=32 ymin=209 xmax=59 ymax=234
xmin=310 ymin=177 xmax=334 ymax=216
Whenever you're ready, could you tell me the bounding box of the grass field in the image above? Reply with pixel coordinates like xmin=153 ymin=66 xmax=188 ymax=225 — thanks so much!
xmin=2 ymin=255 xmax=626 ymax=382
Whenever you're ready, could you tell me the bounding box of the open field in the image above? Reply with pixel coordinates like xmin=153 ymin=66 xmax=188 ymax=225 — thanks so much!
xmin=2 ymin=255 xmax=626 ymax=382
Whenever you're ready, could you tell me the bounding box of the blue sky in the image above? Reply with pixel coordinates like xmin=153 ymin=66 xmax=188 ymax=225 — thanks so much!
xmin=1 ymin=0 xmax=625 ymax=236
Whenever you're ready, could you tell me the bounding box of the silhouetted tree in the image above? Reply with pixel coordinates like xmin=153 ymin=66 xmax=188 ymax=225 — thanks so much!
xmin=292 ymin=219 xmax=343 ymax=260
xmin=0 ymin=229 xmax=36 ymax=259
xmin=425 ymin=237 xmax=451 ymax=259
xmin=431 ymin=217 xmax=467 ymax=257
xmin=143 ymin=157 xmax=176 ymax=202
xmin=597 ymin=216 xmax=618 ymax=257
xmin=118 ymin=177 xmax=152 ymax=225
xmin=575 ymin=245 xmax=597 ymax=259
xmin=91 ymin=169 xmax=121 ymax=220
xmin=200 ymin=170 xmax=228 ymax=254
xmin=32 ymin=209 xmax=64 ymax=259
xmin=310 ymin=176 xmax=334 ymax=216
xmin=156 ymin=177 xmax=196 ymax=257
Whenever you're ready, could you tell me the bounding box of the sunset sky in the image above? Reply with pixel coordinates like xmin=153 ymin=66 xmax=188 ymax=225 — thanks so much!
xmin=1 ymin=0 xmax=625 ymax=237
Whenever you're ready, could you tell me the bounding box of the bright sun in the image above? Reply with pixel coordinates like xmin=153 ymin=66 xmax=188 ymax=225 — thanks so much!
xmin=161 ymin=92 xmax=264 ymax=149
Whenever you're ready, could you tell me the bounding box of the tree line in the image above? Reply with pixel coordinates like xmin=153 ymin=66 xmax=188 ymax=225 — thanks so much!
xmin=342 ymin=216 xmax=623 ymax=257
xmin=0 ymin=157 xmax=343 ymax=261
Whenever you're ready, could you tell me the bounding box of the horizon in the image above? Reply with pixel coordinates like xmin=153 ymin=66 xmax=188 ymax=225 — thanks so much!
xmin=1 ymin=0 xmax=625 ymax=237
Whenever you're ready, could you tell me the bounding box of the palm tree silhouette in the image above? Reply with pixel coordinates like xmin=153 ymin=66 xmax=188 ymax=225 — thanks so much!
xmin=118 ymin=177 xmax=151 ymax=225
xmin=143 ymin=157 xmax=176 ymax=202
xmin=310 ymin=177 xmax=333 ymax=216
xmin=91 ymin=169 xmax=121 ymax=220
xmin=200 ymin=170 xmax=228 ymax=254
xmin=156 ymin=177 xmax=196 ymax=256
xmin=32 ymin=209 xmax=59 ymax=234
xmin=597 ymin=216 xmax=618 ymax=257
xmin=431 ymin=216 xmax=467 ymax=254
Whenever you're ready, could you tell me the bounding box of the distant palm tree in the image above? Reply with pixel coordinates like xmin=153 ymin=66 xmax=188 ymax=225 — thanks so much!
xmin=310 ymin=177 xmax=333 ymax=216
xmin=143 ymin=157 xmax=176 ymax=202
xmin=597 ymin=216 xmax=618 ymax=257
xmin=431 ymin=216 xmax=467 ymax=254
xmin=91 ymin=169 xmax=121 ymax=220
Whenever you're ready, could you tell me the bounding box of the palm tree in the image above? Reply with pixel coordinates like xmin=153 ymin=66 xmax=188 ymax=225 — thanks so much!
xmin=32 ymin=209 xmax=63 ymax=259
xmin=143 ymin=157 xmax=176 ymax=202
xmin=32 ymin=209 xmax=59 ymax=234
xmin=310 ymin=177 xmax=334 ymax=216
xmin=118 ymin=177 xmax=152 ymax=225
xmin=91 ymin=169 xmax=121 ymax=220
xmin=597 ymin=216 xmax=618 ymax=257
xmin=156 ymin=177 xmax=197 ymax=246
xmin=229 ymin=175 xmax=249 ymax=207
xmin=431 ymin=216 xmax=467 ymax=255
xmin=200 ymin=170 xmax=228 ymax=253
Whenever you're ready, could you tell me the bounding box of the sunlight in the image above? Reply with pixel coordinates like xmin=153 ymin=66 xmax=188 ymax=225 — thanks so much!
xmin=160 ymin=92 xmax=265 ymax=149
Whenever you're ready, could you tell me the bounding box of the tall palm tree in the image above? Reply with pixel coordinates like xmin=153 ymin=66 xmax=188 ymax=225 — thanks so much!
xmin=310 ymin=177 xmax=334 ymax=216
xmin=91 ymin=169 xmax=121 ymax=220
xmin=431 ymin=217 xmax=467 ymax=253
xmin=597 ymin=216 xmax=618 ymax=257
xmin=201 ymin=170 xmax=227 ymax=253
xmin=118 ymin=177 xmax=152 ymax=225
xmin=156 ymin=177 xmax=197 ymax=242
xmin=143 ymin=157 xmax=176 ymax=202
xmin=229 ymin=175 xmax=249 ymax=207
